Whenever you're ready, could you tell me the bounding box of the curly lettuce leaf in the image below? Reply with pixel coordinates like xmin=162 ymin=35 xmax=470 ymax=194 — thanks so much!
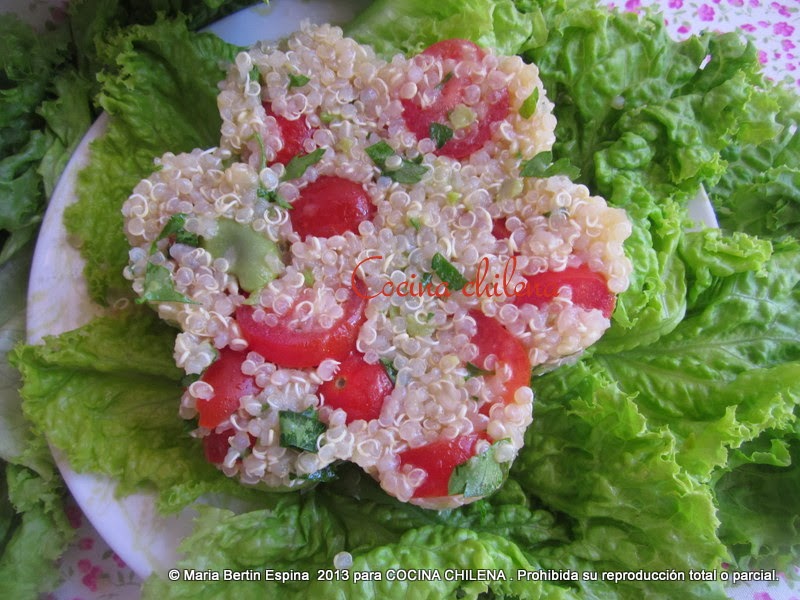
xmin=12 ymin=308 xmax=267 ymax=513
xmin=346 ymin=0 xmax=535 ymax=57
xmin=64 ymin=16 xmax=239 ymax=305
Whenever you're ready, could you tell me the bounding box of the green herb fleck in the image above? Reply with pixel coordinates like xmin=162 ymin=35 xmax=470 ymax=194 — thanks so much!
xmin=437 ymin=71 xmax=454 ymax=90
xmin=287 ymin=72 xmax=311 ymax=88
xmin=431 ymin=252 xmax=468 ymax=291
xmin=408 ymin=217 xmax=422 ymax=231
xmin=302 ymin=268 xmax=315 ymax=287
xmin=157 ymin=213 xmax=199 ymax=247
xmin=429 ymin=122 xmax=454 ymax=149
xmin=258 ymin=187 xmax=293 ymax=210
xmin=320 ymin=112 xmax=339 ymax=124
xmin=448 ymin=440 xmax=510 ymax=498
xmin=279 ymin=408 xmax=326 ymax=453
xmin=380 ymin=358 xmax=398 ymax=385
xmin=283 ymin=147 xmax=325 ymax=181
xmin=520 ymin=151 xmax=581 ymax=179
xmin=420 ymin=272 xmax=434 ymax=287
xmin=465 ymin=362 xmax=495 ymax=379
xmin=137 ymin=262 xmax=197 ymax=305
xmin=519 ymin=88 xmax=539 ymax=119
xmin=304 ymin=465 xmax=338 ymax=483
xmin=249 ymin=66 xmax=261 ymax=84
xmin=365 ymin=141 xmax=429 ymax=184
xmin=180 ymin=373 xmax=201 ymax=387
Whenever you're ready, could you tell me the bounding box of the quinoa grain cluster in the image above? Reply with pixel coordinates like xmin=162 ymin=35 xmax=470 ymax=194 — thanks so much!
xmin=122 ymin=24 xmax=632 ymax=508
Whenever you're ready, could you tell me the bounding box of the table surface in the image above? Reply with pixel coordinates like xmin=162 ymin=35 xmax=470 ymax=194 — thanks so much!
xmin=3 ymin=0 xmax=798 ymax=599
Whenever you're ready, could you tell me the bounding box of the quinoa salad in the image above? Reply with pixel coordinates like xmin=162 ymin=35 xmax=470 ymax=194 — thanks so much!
xmin=121 ymin=23 xmax=632 ymax=509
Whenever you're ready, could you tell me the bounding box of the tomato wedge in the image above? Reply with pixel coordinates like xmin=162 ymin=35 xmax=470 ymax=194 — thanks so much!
xmin=263 ymin=103 xmax=313 ymax=165
xmin=236 ymin=286 xmax=367 ymax=369
xmin=512 ymin=265 xmax=616 ymax=318
xmin=469 ymin=310 xmax=530 ymax=416
xmin=401 ymin=39 xmax=509 ymax=160
xmin=398 ymin=434 xmax=481 ymax=498
xmin=203 ymin=428 xmax=233 ymax=463
xmin=196 ymin=348 xmax=260 ymax=429
xmin=317 ymin=352 xmax=393 ymax=423
xmin=291 ymin=176 xmax=374 ymax=239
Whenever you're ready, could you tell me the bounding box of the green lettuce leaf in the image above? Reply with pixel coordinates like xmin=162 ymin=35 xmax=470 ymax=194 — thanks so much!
xmin=12 ymin=308 xmax=267 ymax=513
xmin=64 ymin=16 xmax=239 ymax=305
xmin=347 ymin=0 xmax=534 ymax=57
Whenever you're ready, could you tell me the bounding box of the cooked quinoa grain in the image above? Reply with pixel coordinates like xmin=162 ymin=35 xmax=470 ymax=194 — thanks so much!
xmin=122 ymin=23 xmax=632 ymax=508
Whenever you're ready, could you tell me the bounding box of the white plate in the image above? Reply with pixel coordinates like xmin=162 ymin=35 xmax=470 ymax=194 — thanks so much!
xmin=26 ymin=0 xmax=370 ymax=580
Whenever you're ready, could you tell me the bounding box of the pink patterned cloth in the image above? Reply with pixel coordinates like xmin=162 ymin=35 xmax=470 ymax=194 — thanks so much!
xmin=45 ymin=1 xmax=800 ymax=599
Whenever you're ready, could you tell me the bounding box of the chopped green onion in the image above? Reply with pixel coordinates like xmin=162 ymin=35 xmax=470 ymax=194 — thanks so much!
xmin=431 ymin=252 xmax=468 ymax=291
xmin=519 ymin=88 xmax=539 ymax=119
xmin=448 ymin=104 xmax=476 ymax=130
xmin=429 ymin=122 xmax=454 ymax=149
xmin=279 ymin=408 xmax=326 ymax=453
xmin=365 ymin=141 xmax=429 ymax=184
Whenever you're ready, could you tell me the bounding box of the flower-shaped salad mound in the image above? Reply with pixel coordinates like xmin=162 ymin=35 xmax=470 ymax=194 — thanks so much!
xmin=122 ymin=24 xmax=632 ymax=509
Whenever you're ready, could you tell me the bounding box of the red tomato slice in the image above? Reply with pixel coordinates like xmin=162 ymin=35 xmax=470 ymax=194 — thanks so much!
xmin=203 ymin=428 xmax=233 ymax=464
xmin=422 ymin=38 xmax=487 ymax=63
xmin=291 ymin=176 xmax=375 ymax=239
xmin=317 ymin=352 xmax=393 ymax=423
xmin=398 ymin=434 xmax=481 ymax=498
xmin=469 ymin=311 xmax=530 ymax=416
xmin=196 ymin=349 xmax=260 ymax=429
xmin=401 ymin=39 xmax=509 ymax=160
xmin=235 ymin=286 xmax=367 ymax=369
xmin=512 ymin=265 xmax=616 ymax=318
xmin=263 ymin=103 xmax=312 ymax=165
xmin=492 ymin=217 xmax=511 ymax=239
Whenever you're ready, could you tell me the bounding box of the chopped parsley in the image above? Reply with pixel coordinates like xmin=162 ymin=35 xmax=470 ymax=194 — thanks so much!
xmin=465 ymin=362 xmax=495 ymax=379
xmin=365 ymin=141 xmax=429 ymax=184
xmin=279 ymin=408 xmax=326 ymax=453
xmin=287 ymin=72 xmax=311 ymax=88
xmin=137 ymin=213 xmax=200 ymax=305
xmin=157 ymin=213 xmax=199 ymax=247
xmin=520 ymin=151 xmax=581 ymax=179
xmin=431 ymin=252 xmax=468 ymax=291
xmin=448 ymin=440 xmax=511 ymax=498
xmin=519 ymin=88 xmax=539 ymax=119
xmin=429 ymin=122 xmax=454 ymax=149
xmin=137 ymin=263 xmax=197 ymax=305
xmin=283 ymin=147 xmax=325 ymax=181
xmin=380 ymin=358 xmax=398 ymax=384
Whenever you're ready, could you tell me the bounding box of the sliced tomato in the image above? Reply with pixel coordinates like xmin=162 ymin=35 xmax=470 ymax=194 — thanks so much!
xmin=263 ymin=103 xmax=313 ymax=165
xmin=317 ymin=352 xmax=393 ymax=423
xmin=399 ymin=434 xmax=480 ymax=498
xmin=492 ymin=217 xmax=510 ymax=239
xmin=469 ymin=311 xmax=530 ymax=416
xmin=203 ymin=428 xmax=233 ymax=463
xmin=196 ymin=349 xmax=260 ymax=429
xmin=401 ymin=39 xmax=509 ymax=160
xmin=236 ymin=286 xmax=367 ymax=369
xmin=512 ymin=265 xmax=616 ymax=318
xmin=291 ymin=176 xmax=374 ymax=239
